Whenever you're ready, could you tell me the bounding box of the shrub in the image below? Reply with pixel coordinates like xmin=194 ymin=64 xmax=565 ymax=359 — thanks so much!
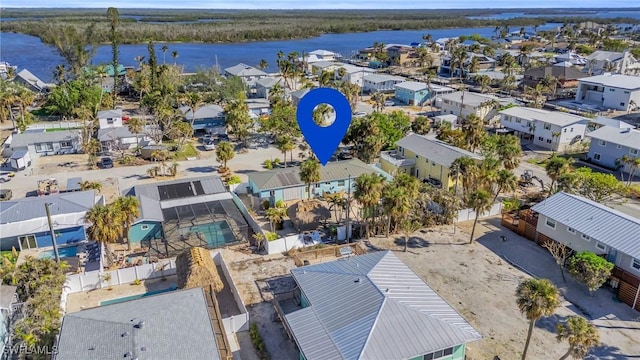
xmin=262 ymin=200 xmax=271 ymax=210
xmin=266 ymin=232 xmax=279 ymax=241
xmin=273 ymin=157 xmax=281 ymax=164
xmin=502 ymin=197 xmax=521 ymax=213
xmin=249 ymin=322 xmax=269 ymax=360
xmin=264 ymin=159 xmax=273 ymax=169
xmin=275 ymin=199 xmax=285 ymax=208
xmin=568 ymin=251 xmax=614 ymax=294
xmin=227 ymin=175 xmax=242 ymax=185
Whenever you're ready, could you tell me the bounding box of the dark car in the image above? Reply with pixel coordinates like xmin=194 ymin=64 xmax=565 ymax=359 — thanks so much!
xmin=100 ymin=157 xmax=114 ymax=169
xmin=214 ymin=134 xmax=230 ymax=143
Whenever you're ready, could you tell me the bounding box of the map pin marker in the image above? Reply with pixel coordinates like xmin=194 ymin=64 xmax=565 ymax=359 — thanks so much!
xmin=296 ymin=87 xmax=352 ymax=166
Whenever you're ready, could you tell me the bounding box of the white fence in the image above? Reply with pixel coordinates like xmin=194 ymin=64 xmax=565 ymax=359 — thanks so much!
xmin=455 ymin=202 xmax=503 ymax=223
xmin=231 ymin=192 xmax=265 ymax=239
xmin=61 ymin=250 xmax=249 ymax=334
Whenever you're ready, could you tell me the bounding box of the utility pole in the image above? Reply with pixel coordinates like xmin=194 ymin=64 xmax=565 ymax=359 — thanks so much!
xmin=44 ymin=203 xmax=60 ymax=263
xmin=345 ymin=172 xmax=352 ymax=243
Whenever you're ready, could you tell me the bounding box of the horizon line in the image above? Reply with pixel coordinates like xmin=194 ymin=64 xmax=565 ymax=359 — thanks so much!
xmin=3 ymin=6 xmax=640 ymax=10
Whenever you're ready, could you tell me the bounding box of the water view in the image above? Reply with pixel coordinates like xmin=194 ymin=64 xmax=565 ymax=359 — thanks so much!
xmin=468 ymin=10 xmax=640 ymax=20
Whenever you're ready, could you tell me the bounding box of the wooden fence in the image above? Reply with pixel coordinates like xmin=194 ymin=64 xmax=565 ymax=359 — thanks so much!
xmin=291 ymin=243 xmax=366 ymax=267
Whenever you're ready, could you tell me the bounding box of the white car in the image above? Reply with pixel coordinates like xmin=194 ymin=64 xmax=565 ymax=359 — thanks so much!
xmin=203 ymin=140 xmax=215 ymax=151
xmin=384 ymin=100 xmax=395 ymax=106
xmin=0 ymin=171 xmax=15 ymax=183
xmin=353 ymin=111 xmax=367 ymax=117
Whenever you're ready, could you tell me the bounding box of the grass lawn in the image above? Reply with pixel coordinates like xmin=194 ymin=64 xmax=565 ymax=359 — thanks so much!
xmin=526 ymin=153 xmax=587 ymax=168
xmin=165 ymin=142 xmax=199 ymax=161
xmin=45 ymin=127 xmax=80 ymax=132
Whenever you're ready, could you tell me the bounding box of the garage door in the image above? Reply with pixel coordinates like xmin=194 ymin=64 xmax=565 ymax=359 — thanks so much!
xmin=283 ymin=187 xmax=302 ymax=201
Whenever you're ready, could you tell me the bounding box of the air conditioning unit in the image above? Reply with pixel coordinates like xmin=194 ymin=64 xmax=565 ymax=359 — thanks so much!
xmin=610 ymin=278 xmax=619 ymax=289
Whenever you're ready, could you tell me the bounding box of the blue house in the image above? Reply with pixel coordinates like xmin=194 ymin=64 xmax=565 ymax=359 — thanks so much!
xmin=394 ymin=81 xmax=430 ymax=106
xmin=181 ymin=104 xmax=226 ymax=132
xmin=127 ymin=176 xmax=251 ymax=256
xmin=247 ymin=159 xmax=391 ymax=205
xmin=0 ymin=190 xmax=102 ymax=251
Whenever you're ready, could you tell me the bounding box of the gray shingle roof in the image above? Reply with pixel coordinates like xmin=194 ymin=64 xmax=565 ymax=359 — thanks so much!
xmin=286 ymin=251 xmax=481 ymax=360
xmin=396 ymin=134 xmax=483 ymax=167
xmin=55 ymin=288 xmax=220 ymax=360
xmin=0 ymin=190 xmax=97 ymax=224
xmin=586 ymin=126 xmax=640 ymax=149
xmin=247 ymin=159 xmax=384 ymax=191
xmin=97 ymin=109 xmax=122 ymax=119
xmin=9 ymin=130 xmax=81 ymax=149
xmin=131 ymin=176 xmax=227 ymax=222
xmin=224 ymin=63 xmax=267 ymax=77
xmin=180 ymin=104 xmax=225 ymax=120
xmin=532 ymin=192 xmax=640 ymax=259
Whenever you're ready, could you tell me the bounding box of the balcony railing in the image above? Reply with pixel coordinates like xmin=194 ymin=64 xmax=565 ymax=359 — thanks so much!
xmin=380 ymin=151 xmax=415 ymax=167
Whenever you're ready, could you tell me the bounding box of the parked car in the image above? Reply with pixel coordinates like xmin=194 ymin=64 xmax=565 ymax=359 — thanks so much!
xmin=202 ymin=134 xmax=213 ymax=143
xmin=353 ymin=111 xmax=367 ymax=117
xmin=0 ymin=189 xmax=12 ymax=201
xmin=0 ymin=171 xmax=15 ymax=183
xmin=100 ymin=157 xmax=114 ymax=169
xmin=214 ymin=134 xmax=230 ymax=143
xmin=384 ymin=100 xmax=395 ymax=106
xmin=203 ymin=140 xmax=216 ymax=151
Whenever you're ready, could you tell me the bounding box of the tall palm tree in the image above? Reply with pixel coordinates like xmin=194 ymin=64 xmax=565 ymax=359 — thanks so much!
xmin=545 ymin=155 xmax=572 ymax=194
xmin=516 ymin=278 xmax=560 ymax=360
xmin=215 ymin=141 xmax=235 ymax=171
xmin=275 ymin=135 xmax=294 ymax=167
xmin=171 ymin=50 xmax=179 ymax=66
xmin=183 ymin=92 xmax=202 ymax=127
xmin=85 ymin=204 xmax=124 ymax=244
xmin=556 ymin=316 xmax=600 ymax=360
xmin=492 ymin=169 xmax=518 ymax=202
xmin=161 ymin=45 xmax=168 ymax=64
xmin=461 ymin=114 xmax=485 ymax=153
xmin=113 ymin=196 xmax=140 ymax=251
xmin=475 ymin=74 xmax=491 ymax=94
xmin=127 ymin=117 xmax=145 ymax=152
xmin=449 ymin=156 xmax=479 ymax=200
xmin=258 ymin=59 xmax=268 ymax=70
xmin=468 ymin=189 xmax=492 ymax=244
xmin=299 ymin=158 xmax=321 ymax=200
xmin=371 ymin=92 xmax=386 ymax=112
xmin=354 ymin=173 xmax=386 ymax=238
xmin=266 ymin=206 xmax=287 ymax=232
xmin=497 ymin=134 xmax=523 ymax=170
xmin=382 ymin=185 xmax=409 ymax=236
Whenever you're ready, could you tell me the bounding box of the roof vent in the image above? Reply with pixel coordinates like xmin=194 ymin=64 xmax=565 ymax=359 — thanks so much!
xmin=140 ymin=347 xmax=147 ymax=352
xmin=124 ymin=351 xmax=132 ymax=357
xmin=354 ymin=278 xmax=361 ymax=283
xmin=385 ymin=288 xmax=390 ymax=293
xmin=121 ymin=332 xmax=129 ymax=337
xmin=135 ymin=320 xmax=145 ymax=329
xmin=622 ymin=128 xmax=631 ymax=133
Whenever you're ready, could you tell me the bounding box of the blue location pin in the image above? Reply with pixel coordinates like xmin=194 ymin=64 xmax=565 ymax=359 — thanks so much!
xmin=296 ymin=87 xmax=352 ymax=166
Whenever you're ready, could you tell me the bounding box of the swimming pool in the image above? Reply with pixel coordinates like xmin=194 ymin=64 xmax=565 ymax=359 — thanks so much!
xmin=189 ymin=220 xmax=237 ymax=248
xmin=100 ymin=285 xmax=178 ymax=306
xmin=38 ymin=246 xmax=78 ymax=259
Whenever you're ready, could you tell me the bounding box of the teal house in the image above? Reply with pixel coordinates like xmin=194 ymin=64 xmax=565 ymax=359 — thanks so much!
xmin=394 ymin=81 xmax=430 ymax=106
xmin=127 ymin=176 xmax=251 ymax=257
xmin=278 ymin=251 xmax=481 ymax=360
xmin=246 ymin=159 xmax=391 ymax=205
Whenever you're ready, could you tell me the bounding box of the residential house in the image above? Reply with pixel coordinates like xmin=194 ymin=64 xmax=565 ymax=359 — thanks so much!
xmin=247 ymin=159 xmax=391 ymax=204
xmin=531 ymin=192 xmax=640 ymax=311
xmin=278 ymin=251 xmax=482 ymax=360
xmin=0 ymin=190 xmax=102 ymax=251
xmin=334 ymin=63 xmax=376 ymax=87
xmin=589 ymin=116 xmax=634 ymax=130
xmin=575 ymin=74 xmax=640 ymax=111
xmin=224 ymin=63 xmax=268 ymax=92
xmin=255 ymin=77 xmax=284 ymax=99
xmin=522 ymin=62 xmax=588 ymax=96
xmin=290 ymin=88 xmax=311 ymax=107
xmin=1 ymin=285 xmax=17 ymax=357
xmin=13 ymin=69 xmax=52 ymax=93
xmin=308 ymin=49 xmax=337 ymax=61
xmin=499 ymin=107 xmax=589 ymax=152
xmin=553 ymin=52 xmax=587 ymax=66
xmin=435 ymin=91 xmax=518 ymax=122
xmin=394 ymin=81 xmax=430 ymax=106
xmin=363 ymin=74 xmax=406 ymax=93
xmin=55 ymin=288 xmax=231 ymax=360
xmin=311 ymin=61 xmax=339 ymax=77
xmin=433 ymin=114 xmax=459 ymax=130
xmin=181 ymin=104 xmax=226 ymax=133
xmin=386 ymin=45 xmax=414 ymax=66
xmin=97 ymin=109 xmax=123 ymax=129
xmin=2 ymin=129 xmax=82 ymax=158
xmin=439 ymin=53 xmax=495 ymax=78
xmin=126 ymin=176 xmax=251 ymax=256
xmin=586 ymin=126 xmax=640 ymax=172
xmin=584 ymin=50 xmax=640 ymax=76
xmin=380 ymin=134 xmax=483 ymax=188
xmin=97 ymin=126 xmax=149 ymax=152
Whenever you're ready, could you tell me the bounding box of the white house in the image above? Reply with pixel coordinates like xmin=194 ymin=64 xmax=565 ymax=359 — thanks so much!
xmin=436 ymin=91 xmax=518 ymax=122
xmin=584 ymin=50 xmax=640 ymax=76
xmin=255 ymin=77 xmax=284 ymax=99
xmin=334 ymin=63 xmax=375 ymax=87
xmin=310 ymin=61 xmax=339 ymax=77
xmin=224 ymin=63 xmax=268 ymax=89
xmin=499 ymin=107 xmax=589 ymax=152
xmin=308 ymin=49 xmax=337 ymax=61
xmin=97 ymin=109 xmax=123 ymax=129
xmin=586 ymin=126 xmax=640 ymax=172
xmin=575 ymin=74 xmax=640 ymax=111
xmin=3 ymin=129 xmax=82 ymax=158
xmin=363 ymin=74 xmax=406 ymax=93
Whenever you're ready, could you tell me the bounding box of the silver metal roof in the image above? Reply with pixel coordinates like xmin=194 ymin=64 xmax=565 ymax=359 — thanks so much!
xmin=0 ymin=190 xmax=98 ymax=224
xmin=97 ymin=127 xmax=136 ymax=141
xmin=180 ymin=104 xmax=225 ymax=120
xmin=579 ymin=74 xmax=640 ymax=90
xmin=396 ymin=134 xmax=483 ymax=168
xmin=286 ymin=251 xmax=481 ymax=360
xmin=499 ymin=107 xmax=589 ymax=127
xmin=394 ymin=81 xmax=428 ymax=92
xmin=532 ymin=192 xmax=640 ymax=259
xmin=55 ymin=288 xmax=220 ymax=360
xmin=97 ymin=109 xmax=123 ymax=119
xmin=224 ymin=63 xmax=267 ymax=77
xmin=9 ymin=130 xmax=81 ymax=149
xmin=586 ymin=126 xmax=640 ymax=149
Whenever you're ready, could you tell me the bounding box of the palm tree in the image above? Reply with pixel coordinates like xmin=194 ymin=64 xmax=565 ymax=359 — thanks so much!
xmin=113 ymin=196 xmax=140 ymax=251
xmin=150 ymin=149 xmax=170 ymax=176
xmin=127 ymin=117 xmax=145 ymax=152
xmin=461 ymin=114 xmax=485 ymax=152
xmin=371 ymin=92 xmax=386 ymax=112
xmin=215 ymin=141 xmax=235 ymax=171
xmin=468 ymin=189 xmax=492 ymax=244
xmin=497 ymin=134 xmax=523 ymax=170
xmin=475 ymin=74 xmax=491 ymax=94
xmin=258 ymin=59 xmax=268 ymax=70
xmin=266 ymin=206 xmax=287 ymax=232
xmin=492 ymin=169 xmax=518 ymax=202
xmin=449 ymin=156 xmax=479 ymax=200
xmin=382 ymin=185 xmax=409 ymax=236
xmin=275 ymin=135 xmax=294 ymax=167
xmin=299 ymin=158 xmax=321 ymax=200
xmin=516 ymin=278 xmax=560 ymax=360
xmin=85 ymin=205 xmax=124 ymax=244
xmin=79 ymin=181 xmax=102 ymax=192
xmin=411 ymin=116 xmax=431 ymax=135
xmin=183 ymin=92 xmax=202 ymax=127
xmin=619 ymin=155 xmax=640 ymax=185
xmin=556 ymin=316 xmax=600 ymax=360
xmin=545 ymin=155 xmax=572 ymax=194
xmin=161 ymin=45 xmax=168 ymax=64
xmin=171 ymin=50 xmax=179 ymax=66
xmin=354 ymin=173 xmax=386 ymax=238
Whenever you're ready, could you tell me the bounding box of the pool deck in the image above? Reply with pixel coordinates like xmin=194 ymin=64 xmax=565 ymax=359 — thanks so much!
xmin=65 ymin=276 xmax=179 ymax=313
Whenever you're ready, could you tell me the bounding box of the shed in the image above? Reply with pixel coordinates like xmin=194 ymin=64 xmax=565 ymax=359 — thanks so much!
xmin=140 ymin=145 xmax=168 ymax=160
xmin=176 ymin=247 xmax=224 ymax=292
xmin=9 ymin=149 xmax=31 ymax=171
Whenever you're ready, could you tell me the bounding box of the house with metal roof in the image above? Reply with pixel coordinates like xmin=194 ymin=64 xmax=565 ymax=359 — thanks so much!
xmin=246 ymin=159 xmax=391 ymax=205
xmin=363 ymin=74 xmax=406 ymax=93
xmin=126 ymin=176 xmax=250 ymax=257
xmin=586 ymin=126 xmax=640 ymax=172
xmin=575 ymin=74 xmax=640 ymax=111
xmin=394 ymin=81 xmax=430 ymax=106
xmin=13 ymin=68 xmax=52 ymax=93
xmin=55 ymin=287 xmax=231 ymax=360
xmin=334 ymin=63 xmax=376 ymax=87
xmin=380 ymin=134 xmax=483 ymax=189
xmin=180 ymin=104 xmax=226 ymax=132
xmin=531 ymin=192 xmax=640 ymax=311
xmin=0 ymin=190 xmax=102 ymax=252
xmin=276 ymin=251 xmax=481 ymax=360
xmin=97 ymin=109 xmax=123 ymax=129
xmin=3 ymin=129 xmax=82 ymax=158
xmin=435 ymin=91 xmax=518 ymax=123
xmin=499 ymin=107 xmax=590 ymax=152
xmin=584 ymin=50 xmax=640 ymax=76
xmin=255 ymin=76 xmax=284 ymax=99
xmin=224 ymin=63 xmax=268 ymax=89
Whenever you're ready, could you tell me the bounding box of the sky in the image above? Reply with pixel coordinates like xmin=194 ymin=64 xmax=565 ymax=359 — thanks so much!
xmin=2 ymin=0 xmax=640 ymax=9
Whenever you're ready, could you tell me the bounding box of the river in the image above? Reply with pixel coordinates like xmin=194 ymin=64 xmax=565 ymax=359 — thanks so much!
xmin=0 ymin=22 xmax=573 ymax=82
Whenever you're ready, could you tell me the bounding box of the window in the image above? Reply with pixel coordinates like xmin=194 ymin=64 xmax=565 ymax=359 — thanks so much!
xmin=141 ymin=224 xmax=150 ymax=231
xmin=516 ymin=118 xmax=522 ymax=123
xmin=337 ymin=180 xmax=345 ymax=186
xmin=35 ymin=143 xmax=54 ymax=152
xmin=620 ymin=102 xmax=625 ymax=107
xmin=324 ymin=182 xmax=331 ymax=185
xmin=582 ymin=234 xmax=591 ymax=241
xmin=632 ymin=258 xmax=640 ymax=271
xmin=538 ymin=136 xmax=544 ymax=141
xmin=624 ymin=90 xmax=630 ymax=94
xmin=617 ymin=144 xmax=622 ymax=149
xmin=546 ymin=139 xmax=552 ymax=144
xmin=609 ymin=88 xmax=615 ymax=92
xmin=422 ymin=348 xmax=454 ymax=360
xmin=596 ymin=242 xmax=606 ymax=251
xmin=545 ymin=218 xmax=556 ymax=229
xmin=60 ymin=141 xmax=72 ymax=148
xmin=631 ymin=149 xmax=638 ymax=155
xmin=593 ymin=153 xmax=601 ymax=160
xmin=563 ymin=129 xmax=567 ymax=133
xmin=598 ymin=140 xmax=606 ymax=146
xmin=106 ymin=118 xmax=114 ymax=124
xmin=544 ymin=124 xmax=551 ymax=130
xmin=567 ymin=227 xmax=575 ymax=234
xmin=570 ymin=127 xmax=573 ymax=132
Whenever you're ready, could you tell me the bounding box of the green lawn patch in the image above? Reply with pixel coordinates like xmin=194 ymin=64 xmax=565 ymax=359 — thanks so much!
xmin=166 ymin=142 xmax=198 ymax=161
xmin=45 ymin=127 xmax=80 ymax=132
